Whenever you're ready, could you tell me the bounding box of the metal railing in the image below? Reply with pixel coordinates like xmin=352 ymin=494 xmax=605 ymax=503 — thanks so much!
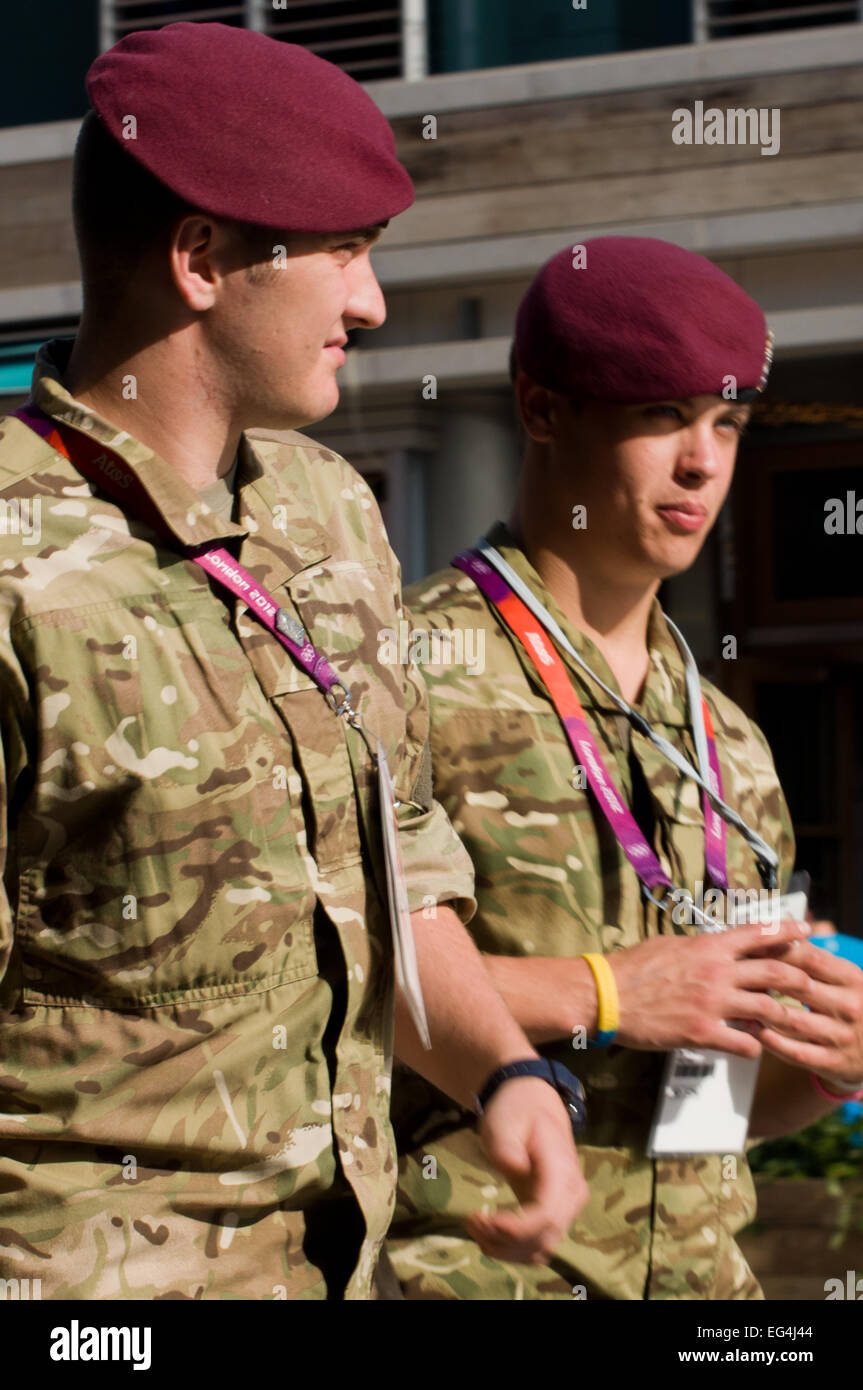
xmin=100 ymin=0 xmax=861 ymax=77
xmin=100 ymin=0 xmax=425 ymax=79
xmin=692 ymin=0 xmax=860 ymax=42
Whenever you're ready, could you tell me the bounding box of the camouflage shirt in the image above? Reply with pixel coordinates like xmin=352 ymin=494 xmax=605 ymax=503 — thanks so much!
xmin=0 ymin=339 xmax=475 ymax=1301
xmin=387 ymin=521 xmax=795 ymax=1301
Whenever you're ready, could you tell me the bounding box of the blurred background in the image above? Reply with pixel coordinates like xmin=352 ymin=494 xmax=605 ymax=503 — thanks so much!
xmin=2 ymin=0 xmax=863 ymax=1301
xmin=1 ymin=0 xmax=861 ymax=934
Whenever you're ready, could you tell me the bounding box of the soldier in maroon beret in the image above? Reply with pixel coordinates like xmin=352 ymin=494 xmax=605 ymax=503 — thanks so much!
xmin=388 ymin=237 xmax=863 ymax=1300
xmin=0 ymin=23 xmax=589 ymax=1302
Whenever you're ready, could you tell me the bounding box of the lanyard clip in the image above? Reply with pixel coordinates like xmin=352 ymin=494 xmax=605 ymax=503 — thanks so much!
xmin=343 ymin=702 xmax=379 ymax=761
xmin=326 ymin=681 xmax=354 ymax=718
xmin=758 ymin=858 xmax=779 ymax=892
xmin=642 ymin=881 xmax=675 ymax=918
xmin=324 ymin=683 xmax=376 ymax=758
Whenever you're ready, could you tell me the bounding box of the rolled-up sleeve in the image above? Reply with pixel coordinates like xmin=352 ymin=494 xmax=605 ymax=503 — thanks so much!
xmin=397 ymin=794 xmax=477 ymax=923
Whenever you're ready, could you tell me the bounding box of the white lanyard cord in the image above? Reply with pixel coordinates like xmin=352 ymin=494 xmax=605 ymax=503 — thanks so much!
xmin=476 ymin=541 xmax=779 ymax=882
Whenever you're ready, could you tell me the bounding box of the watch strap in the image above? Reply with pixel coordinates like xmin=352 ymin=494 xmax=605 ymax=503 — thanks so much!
xmin=474 ymin=1057 xmax=587 ymax=1136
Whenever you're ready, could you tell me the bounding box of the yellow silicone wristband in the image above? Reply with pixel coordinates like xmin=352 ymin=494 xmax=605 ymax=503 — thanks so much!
xmin=580 ymin=952 xmax=620 ymax=1044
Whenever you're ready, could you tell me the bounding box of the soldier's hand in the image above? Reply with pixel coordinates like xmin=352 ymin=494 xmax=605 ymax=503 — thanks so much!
xmin=608 ymin=918 xmax=812 ymax=1058
xmin=464 ymin=1076 xmax=588 ymax=1265
xmin=756 ymin=941 xmax=863 ymax=1091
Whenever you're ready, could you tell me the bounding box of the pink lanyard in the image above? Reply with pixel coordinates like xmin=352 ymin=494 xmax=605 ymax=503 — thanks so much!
xmin=13 ymin=402 xmax=356 ymax=719
xmin=454 ymin=547 xmax=730 ymax=897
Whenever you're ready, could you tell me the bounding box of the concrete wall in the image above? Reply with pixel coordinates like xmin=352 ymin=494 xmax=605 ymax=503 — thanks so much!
xmin=1 ymin=25 xmax=862 ymax=567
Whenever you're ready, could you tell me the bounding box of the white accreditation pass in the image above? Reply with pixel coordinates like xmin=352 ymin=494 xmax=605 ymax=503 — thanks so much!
xmin=647 ymin=890 xmax=808 ymax=1156
xmin=377 ymin=740 xmax=432 ymax=1050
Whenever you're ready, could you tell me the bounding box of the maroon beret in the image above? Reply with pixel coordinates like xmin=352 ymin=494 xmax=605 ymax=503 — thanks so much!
xmin=86 ymin=21 xmax=414 ymax=231
xmin=514 ymin=237 xmax=773 ymax=403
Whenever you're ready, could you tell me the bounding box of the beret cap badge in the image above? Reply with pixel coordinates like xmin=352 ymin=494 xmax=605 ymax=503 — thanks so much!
xmin=757 ymin=329 xmax=775 ymax=393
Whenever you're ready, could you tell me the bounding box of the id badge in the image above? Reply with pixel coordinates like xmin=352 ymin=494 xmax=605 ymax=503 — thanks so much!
xmin=377 ymin=740 xmax=431 ymax=1050
xmin=647 ymin=890 xmax=808 ymax=1156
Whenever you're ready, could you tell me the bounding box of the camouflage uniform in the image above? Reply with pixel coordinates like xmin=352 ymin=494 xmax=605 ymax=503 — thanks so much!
xmin=386 ymin=521 xmax=795 ymax=1301
xmin=0 ymin=339 xmax=475 ymax=1300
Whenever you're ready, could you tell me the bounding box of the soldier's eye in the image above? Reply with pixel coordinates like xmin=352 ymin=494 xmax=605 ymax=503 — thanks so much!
xmin=718 ymin=415 xmax=748 ymax=436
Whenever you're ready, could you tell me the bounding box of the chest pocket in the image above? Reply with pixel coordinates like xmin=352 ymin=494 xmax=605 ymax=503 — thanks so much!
xmin=270 ymin=684 xmax=363 ymax=874
xmin=268 ymin=559 xmax=408 ymax=878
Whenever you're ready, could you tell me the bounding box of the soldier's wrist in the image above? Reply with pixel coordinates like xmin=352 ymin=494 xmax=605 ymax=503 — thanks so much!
xmin=810 ymin=1070 xmax=863 ymax=1101
xmin=564 ymin=955 xmax=601 ymax=1042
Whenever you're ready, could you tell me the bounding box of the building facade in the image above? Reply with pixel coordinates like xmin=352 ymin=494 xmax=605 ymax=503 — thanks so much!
xmin=2 ymin=5 xmax=862 ymax=929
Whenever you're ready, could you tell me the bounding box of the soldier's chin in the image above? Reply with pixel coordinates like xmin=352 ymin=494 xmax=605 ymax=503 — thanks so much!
xmin=655 ymin=548 xmax=703 ymax=582
xmin=305 ymin=375 xmax=341 ymax=424
xmin=271 ymin=381 xmax=340 ymax=432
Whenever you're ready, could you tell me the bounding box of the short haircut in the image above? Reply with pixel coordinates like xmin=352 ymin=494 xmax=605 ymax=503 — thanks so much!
xmin=508 ymin=344 xmax=584 ymax=455
xmin=72 ymin=110 xmax=282 ymax=310
xmin=508 ymin=341 xmax=527 ymax=448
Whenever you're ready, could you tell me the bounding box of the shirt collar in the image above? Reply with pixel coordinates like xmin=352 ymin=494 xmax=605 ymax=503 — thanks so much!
xmin=30 ymin=338 xmax=296 ymax=558
xmin=195 ymin=454 xmax=240 ymax=517
xmin=482 ymin=520 xmax=691 ymax=726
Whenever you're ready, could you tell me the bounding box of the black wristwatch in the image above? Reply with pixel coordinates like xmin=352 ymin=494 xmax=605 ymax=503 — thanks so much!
xmin=474 ymin=1058 xmax=587 ymax=1138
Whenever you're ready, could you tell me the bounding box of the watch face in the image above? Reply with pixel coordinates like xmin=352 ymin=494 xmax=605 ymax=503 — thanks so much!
xmin=563 ymin=1092 xmax=587 ymax=1132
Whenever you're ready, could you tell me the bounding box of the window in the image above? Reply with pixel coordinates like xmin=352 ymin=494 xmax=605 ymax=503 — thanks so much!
xmin=2 ymin=2 xmax=99 ymax=129
xmin=101 ymin=1 xmax=405 ymax=79
xmin=104 ymin=2 xmax=247 ymax=43
xmin=428 ymin=0 xmax=691 ymax=73
xmin=695 ymin=0 xmax=860 ymax=41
